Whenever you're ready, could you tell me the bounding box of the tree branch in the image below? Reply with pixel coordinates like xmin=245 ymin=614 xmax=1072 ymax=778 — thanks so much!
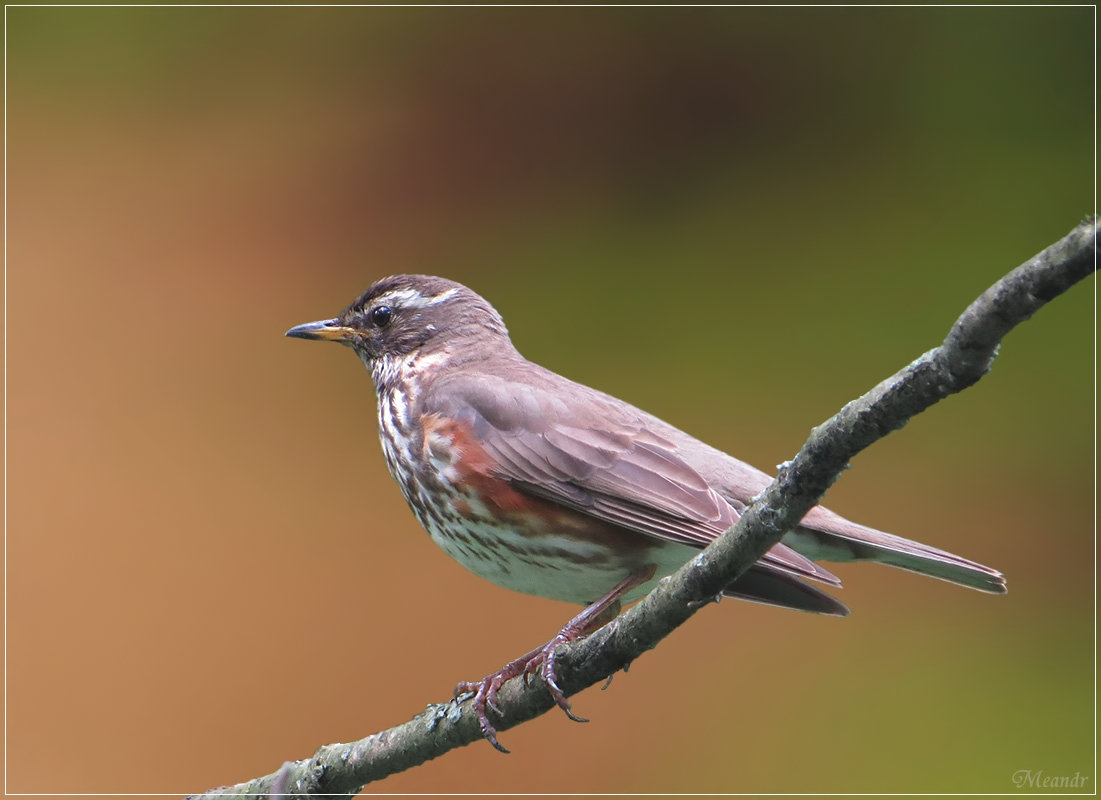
xmin=190 ymin=217 xmax=1096 ymax=799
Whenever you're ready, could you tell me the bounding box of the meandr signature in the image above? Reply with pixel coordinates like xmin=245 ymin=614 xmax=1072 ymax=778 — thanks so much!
xmin=1011 ymin=769 xmax=1090 ymax=790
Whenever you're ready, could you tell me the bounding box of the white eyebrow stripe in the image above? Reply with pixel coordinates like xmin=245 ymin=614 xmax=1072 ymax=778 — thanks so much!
xmin=377 ymin=287 xmax=459 ymax=309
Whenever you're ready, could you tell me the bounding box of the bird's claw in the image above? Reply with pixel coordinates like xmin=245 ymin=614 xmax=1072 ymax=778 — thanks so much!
xmin=540 ymin=643 xmax=588 ymax=723
xmin=455 ymin=637 xmax=586 ymax=753
xmin=454 ymin=676 xmax=510 ymax=753
xmin=452 ymin=570 xmax=652 ymax=751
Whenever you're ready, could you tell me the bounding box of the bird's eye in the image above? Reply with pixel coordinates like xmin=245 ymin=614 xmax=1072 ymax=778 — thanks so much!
xmin=370 ymin=305 xmax=394 ymax=328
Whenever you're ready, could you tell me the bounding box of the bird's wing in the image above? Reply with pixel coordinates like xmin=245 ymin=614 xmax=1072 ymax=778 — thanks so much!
xmin=426 ymin=370 xmax=840 ymax=590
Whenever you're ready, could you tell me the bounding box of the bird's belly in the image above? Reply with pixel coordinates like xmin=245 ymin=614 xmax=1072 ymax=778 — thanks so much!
xmin=427 ymin=515 xmax=636 ymax=604
xmin=420 ymin=492 xmax=690 ymax=605
xmin=379 ymin=406 xmax=696 ymax=605
xmin=395 ymin=464 xmax=690 ymax=605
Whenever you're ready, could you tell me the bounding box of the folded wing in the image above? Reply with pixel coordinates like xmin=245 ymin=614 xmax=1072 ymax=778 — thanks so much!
xmin=429 ymin=372 xmax=847 ymax=615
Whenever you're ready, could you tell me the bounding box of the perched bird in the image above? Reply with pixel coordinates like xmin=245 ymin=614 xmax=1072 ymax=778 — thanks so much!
xmin=287 ymin=274 xmax=1005 ymax=751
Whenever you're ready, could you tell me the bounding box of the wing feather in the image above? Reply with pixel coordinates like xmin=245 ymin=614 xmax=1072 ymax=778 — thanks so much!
xmin=430 ymin=371 xmax=841 ymax=588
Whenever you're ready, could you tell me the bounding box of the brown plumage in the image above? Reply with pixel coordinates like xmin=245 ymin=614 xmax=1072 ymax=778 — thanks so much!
xmin=287 ymin=274 xmax=1005 ymax=750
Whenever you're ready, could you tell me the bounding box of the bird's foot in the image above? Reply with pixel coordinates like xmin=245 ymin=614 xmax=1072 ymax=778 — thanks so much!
xmin=454 ymin=633 xmax=583 ymax=754
xmin=454 ymin=567 xmax=655 ymax=752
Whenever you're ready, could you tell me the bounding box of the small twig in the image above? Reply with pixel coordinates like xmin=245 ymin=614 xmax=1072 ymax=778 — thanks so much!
xmin=188 ymin=218 xmax=1096 ymax=799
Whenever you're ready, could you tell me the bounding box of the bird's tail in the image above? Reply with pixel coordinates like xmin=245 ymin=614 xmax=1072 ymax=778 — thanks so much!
xmin=783 ymin=505 xmax=1007 ymax=594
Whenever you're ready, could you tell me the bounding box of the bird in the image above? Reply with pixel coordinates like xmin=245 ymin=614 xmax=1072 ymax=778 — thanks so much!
xmin=286 ymin=274 xmax=1006 ymax=751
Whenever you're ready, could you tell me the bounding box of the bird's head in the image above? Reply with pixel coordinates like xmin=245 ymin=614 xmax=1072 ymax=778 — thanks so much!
xmin=286 ymin=275 xmax=511 ymax=381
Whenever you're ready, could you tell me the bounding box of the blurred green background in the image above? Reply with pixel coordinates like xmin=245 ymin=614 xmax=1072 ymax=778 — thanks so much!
xmin=5 ymin=5 xmax=1092 ymax=795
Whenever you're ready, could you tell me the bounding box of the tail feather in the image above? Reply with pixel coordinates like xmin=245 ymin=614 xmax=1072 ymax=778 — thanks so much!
xmin=725 ymin=564 xmax=850 ymax=616
xmin=761 ymin=542 xmax=842 ymax=587
xmin=785 ymin=506 xmax=1007 ymax=594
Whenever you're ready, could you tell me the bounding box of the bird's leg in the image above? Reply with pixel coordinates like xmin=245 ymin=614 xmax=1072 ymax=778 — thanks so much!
xmin=455 ymin=566 xmax=655 ymax=753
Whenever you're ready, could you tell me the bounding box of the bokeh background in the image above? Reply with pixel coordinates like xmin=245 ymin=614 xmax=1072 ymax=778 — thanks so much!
xmin=5 ymin=5 xmax=1093 ymax=796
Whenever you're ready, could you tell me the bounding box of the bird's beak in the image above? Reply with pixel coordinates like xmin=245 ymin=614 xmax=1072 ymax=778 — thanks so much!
xmin=285 ymin=318 xmax=357 ymax=343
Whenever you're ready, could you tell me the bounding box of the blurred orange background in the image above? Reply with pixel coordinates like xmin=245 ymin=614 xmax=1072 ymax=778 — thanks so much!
xmin=5 ymin=6 xmax=1093 ymax=796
